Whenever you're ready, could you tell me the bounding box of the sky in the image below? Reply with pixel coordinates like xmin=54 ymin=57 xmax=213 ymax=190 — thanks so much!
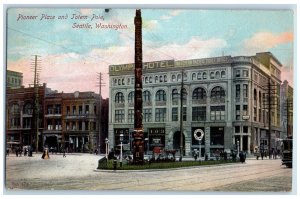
xmin=6 ymin=8 xmax=294 ymax=98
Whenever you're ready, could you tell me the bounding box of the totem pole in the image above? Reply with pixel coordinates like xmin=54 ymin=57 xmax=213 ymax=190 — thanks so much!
xmin=133 ymin=9 xmax=144 ymax=164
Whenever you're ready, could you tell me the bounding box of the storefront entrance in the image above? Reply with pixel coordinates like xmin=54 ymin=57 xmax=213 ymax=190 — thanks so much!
xmin=173 ymin=131 xmax=185 ymax=155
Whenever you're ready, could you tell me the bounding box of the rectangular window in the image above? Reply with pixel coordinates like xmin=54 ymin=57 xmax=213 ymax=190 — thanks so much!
xmin=55 ymin=104 xmax=61 ymax=114
xmin=143 ymin=108 xmax=152 ymax=122
xmin=72 ymin=106 xmax=76 ymax=115
xmin=235 ymin=126 xmax=240 ymax=133
xmin=243 ymin=105 xmax=248 ymax=115
xmin=254 ymin=107 xmax=257 ymax=121
xmin=236 ymin=70 xmax=240 ymax=77
xmin=115 ymin=110 xmax=125 ymax=123
xmin=47 ymin=105 xmax=53 ymax=114
xmin=85 ymin=105 xmax=89 ymax=114
xmin=79 ymin=106 xmax=83 ymax=115
xmin=210 ymin=106 xmax=225 ymax=121
xmin=155 ymin=108 xmax=166 ymax=122
xmin=67 ymin=106 xmax=70 ymax=115
xmin=243 ymin=84 xmax=248 ymax=98
xmin=128 ymin=109 xmax=134 ymax=123
xmin=172 ymin=108 xmax=178 ymax=121
xmin=183 ymin=107 xmax=187 ymax=121
xmin=243 ymin=70 xmax=249 ymax=77
xmin=236 ymin=85 xmax=240 ymax=99
xmin=85 ymin=121 xmax=89 ymax=131
xmin=72 ymin=122 xmax=76 ymax=130
xmin=243 ymin=126 xmax=248 ymax=133
xmin=259 ymin=109 xmax=262 ymax=122
xmin=192 ymin=107 xmax=206 ymax=121
xmin=236 ymin=105 xmax=240 ymax=120
xmin=79 ymin=122 xmax=82 ymax=130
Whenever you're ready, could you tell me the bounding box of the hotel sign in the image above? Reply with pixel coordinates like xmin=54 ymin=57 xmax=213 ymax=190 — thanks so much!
xmin=109 ymin=60 xmax=175 ymax=73
xmin=109 ymin=56 xmax=232 ymax=74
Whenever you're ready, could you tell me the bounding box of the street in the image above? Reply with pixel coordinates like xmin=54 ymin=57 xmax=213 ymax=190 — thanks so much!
xmin=5 ymin=153 xmax=292 ymax=192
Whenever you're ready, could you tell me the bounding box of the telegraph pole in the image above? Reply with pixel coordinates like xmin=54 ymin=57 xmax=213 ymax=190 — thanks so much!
xmin=97 ymin=72 xmax=105 ymax=153
xmin=268 ymin=79 xmax=271 ymax=159
xmin=31 ymin=55 xmax=41 ymax=153
xmin=133 ymin=9 xmax=144 ymax=164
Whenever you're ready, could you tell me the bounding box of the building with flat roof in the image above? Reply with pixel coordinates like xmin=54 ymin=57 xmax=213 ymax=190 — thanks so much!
xmin=108 ymin=52 xmax=282 ymax=157
xmin=6 ymin=70 xmax=23 ymax=88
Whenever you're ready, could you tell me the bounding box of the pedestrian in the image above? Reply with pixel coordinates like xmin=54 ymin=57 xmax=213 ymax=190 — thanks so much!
xmin=15 ymin=147 xmax=19 ymax=157
xmin=6 ymin=148 xmax=9 ymax=156
xmin=62 ymin=147 xmax=66 ymax=158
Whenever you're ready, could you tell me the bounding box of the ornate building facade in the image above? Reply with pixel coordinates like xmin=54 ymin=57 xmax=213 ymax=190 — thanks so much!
xmin=108 ymin=52 xmax=282 ymax=157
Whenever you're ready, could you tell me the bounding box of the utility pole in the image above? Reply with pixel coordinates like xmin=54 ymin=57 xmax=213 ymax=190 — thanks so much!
xmin=97 ymin=72 xmax=105 ymax=153
xmin=133 ymin=9 xmax=144 ymax=164
xmin=31 ymin=55 xmax=41 ymax=153
xmin=268 ymin=79 xmax=271 ymax=159
xmin=179 ymin=69 xmax=184 ymax=162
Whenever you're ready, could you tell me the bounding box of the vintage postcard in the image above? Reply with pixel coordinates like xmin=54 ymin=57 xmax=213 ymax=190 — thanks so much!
xmin=4 ymin=5 xmax=295 ymax=195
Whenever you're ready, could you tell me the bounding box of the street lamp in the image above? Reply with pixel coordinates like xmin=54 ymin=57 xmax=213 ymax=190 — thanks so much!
xmin=237 ymin=140 xmax=240 ymax=156
xmin=144 ymin=138 xmax=148 ymax=155
xmin=105 ymin=138 xmax=109 ymax=159
xmin=120 ymin=133 xmax=124 ymax=167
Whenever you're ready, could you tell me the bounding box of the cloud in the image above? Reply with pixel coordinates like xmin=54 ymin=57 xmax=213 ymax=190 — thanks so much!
xmin=243 ymin=31 xmax=293 ymax=52
xmin=160 ymin=10 xmax=183 ymax=20
xmin=143 ymin=20 xmax=158 ymax=30
xmin=143 ymin=36 xmax=227 ymax=61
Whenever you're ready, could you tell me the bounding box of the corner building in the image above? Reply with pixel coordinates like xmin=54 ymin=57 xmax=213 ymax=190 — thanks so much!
xmin=108 ymin=52 xmax=282 ymax=157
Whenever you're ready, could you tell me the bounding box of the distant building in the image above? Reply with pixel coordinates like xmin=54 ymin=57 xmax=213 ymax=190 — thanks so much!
xmin=44 ymin=91 xmax=102 ymax=153
xmin=280 ymin=80 xmax=293 ymax=138
xmin=6 ymin=70 xmax=23 ymax=88
xmin=6 ymin=84 xmax=46 ymax=151
xmin=6 ymin=85 xmax=108 ymax=153
xmin=108 ymin=52 xmax=282 ymax=157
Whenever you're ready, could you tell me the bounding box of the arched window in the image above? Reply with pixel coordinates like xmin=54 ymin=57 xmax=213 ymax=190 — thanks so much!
xmin=156 ymin=90 xmax=166 ymax=102
xmin=210 ymin=72 xmax=215 ymax=79
xmin=145 ymin=76 xmax=148 ymax=83
xmin=149 ymin=76 xmax=153 ymax=83
xmin=192 ymin=73 xmax=196 ymax=80
xmin=24 ymin=103 xmax=33 ymax=115
xmin=197 ymin=72 xmax=202 ymax=80
xmin=115 ymin=92 xmax=124 ymax=103
xmin=128 ymin=92 xmax=134 ymax=103
xmin=172 ymin=74 xmax=176 ymax=82
xmin=192 ymin=87 xmax=207 ymax=100
xmin=155 ymin=76 xmax=159 ymax=83
xmin=11 ymin=104 xmax=20 ymax=114
xmin=172 ymin=89 xmax=179 ymax=104
xmin=160 ymin=75 xmax=163 ymax=82
xmin=183 ymin=73 xmax=187 ymax=81
xmin=164 ymin=75 xmax=167 ymax=82
xmin=203 ymin=72 xmax=207 ymax=79
xmin=143 ymin=90 xmax=151 ymax=102
xmin=211 ymin=86 xmax=225 ymax=100
xmin=221 ymin=71 xmax=226 ymax=78
xmin=177 ymin=74 xmax=182 ymax=82
xmin=215 ymin=71 xmax=220 ymax=79
xmin=181 ymin=88 xmax=187 ymax=104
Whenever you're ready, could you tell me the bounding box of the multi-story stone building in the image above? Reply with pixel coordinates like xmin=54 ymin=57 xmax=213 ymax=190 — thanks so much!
xmin=6 ymin=70 xmax=23 ymax=88
xmin=44 ymin=91 xmax=102 ymax=152
xmin=6 ymin=84 xmax=46 ymax=151
xmin=6 ymin=85 xmax=108 ymax=153
xmin=280 ymin=80 xmax=293 ymax=138
xmin=108 ymin=52 xmax=282 ymax=157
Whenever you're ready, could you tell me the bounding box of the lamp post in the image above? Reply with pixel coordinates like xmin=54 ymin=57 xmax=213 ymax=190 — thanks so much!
xmin=120 ymin=133 xmax=124 ymax=167
xmin=105 ymin=138 xmax=109 ymax=159
xmin=144 ymin=138 xmax=148 ymax=155
xmin=237 ymin=140 xmax=240 ymax=156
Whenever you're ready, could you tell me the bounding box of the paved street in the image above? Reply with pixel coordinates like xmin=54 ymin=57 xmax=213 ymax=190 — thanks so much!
xmin=5 ymin=153 xmax=292 ymax=193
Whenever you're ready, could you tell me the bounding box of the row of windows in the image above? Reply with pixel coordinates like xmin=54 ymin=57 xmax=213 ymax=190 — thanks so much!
xmin=112 ymin=70 xmax=227 ymax=86
xmin=235 ymin=69 xmax=249 ymax=78
xmin=115 ymin=86 xmax=226 ymax=103
xmin=7 ymin=77 xmax=22 ymax=85
xmin=114 ymin=106 xmax=225 ymax=123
